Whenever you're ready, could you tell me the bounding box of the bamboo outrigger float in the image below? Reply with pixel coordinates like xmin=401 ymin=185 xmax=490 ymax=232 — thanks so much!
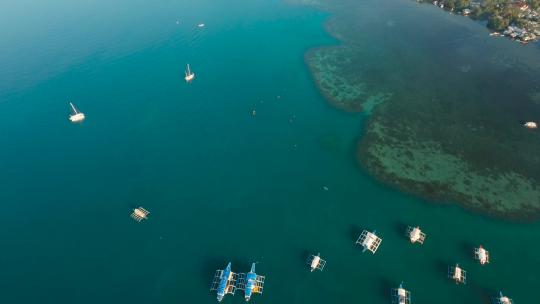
xmin=237 ymin=263 xmax=265 ymax=301
xmin=391 ymin=282 xmax=411 ymax=304
xmin=211 ymin=262 xmax=238 ymax=302
xmin=448 ymin=263 xmax=466 ymax=284
xmin=356 ymin=230 xmax=382 ymax=254
xmin=406 ymin=226 xmax=426 ymax=244
xmin=131 ymin=207 xmax=149 ymax=222
xmin=493 ymin=291 xmax=513 ymax=304
xmin=474 ymin=245 xmax=490 ymax=265
xmin=307 ymin=253 xmax=326 ymax=272
xmin=68 ymin=102 xmax=85 ymax=123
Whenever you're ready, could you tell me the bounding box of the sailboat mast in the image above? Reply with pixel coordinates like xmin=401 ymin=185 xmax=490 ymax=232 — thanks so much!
xmin=69 ymin=102 xmax=78 ymax=114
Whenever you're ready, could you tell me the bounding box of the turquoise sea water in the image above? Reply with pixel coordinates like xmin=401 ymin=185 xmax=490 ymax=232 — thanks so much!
xmin=1 ymin=0 xmax=539 ymax=303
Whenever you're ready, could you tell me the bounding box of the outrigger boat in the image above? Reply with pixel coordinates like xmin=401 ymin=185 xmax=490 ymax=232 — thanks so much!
xmin=211 ymin=262 xmax=238 ymax=302
xmin=406 ymin=226 xmax=426 ymax=244
xmin=448 ymin=263 xmax=466 ymax=284
xmin=356 ymin=230 xmax=382 ymax=254
xmin=237 ymin=263 xmax=265 ymax=301
xmin=391 ymin=282 xmax=411 ymax=304
xmin=474 ymin=245 xmax=490 ymax=265
xmin=131 ymin=207 xmax=149 ymax=222
xmin=68 ymin=102 xmax=85 ymax=123
xmin=185 ymin=64 xmax=195 ymax=82
xmin=493 ymin=291 xmax=513 ymax=304
xmin=307 ymin=253 xmax=326 ymax=272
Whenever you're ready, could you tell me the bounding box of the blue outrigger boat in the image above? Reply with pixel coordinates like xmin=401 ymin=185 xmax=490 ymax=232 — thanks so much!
xmin=210 ymin=262 xmax=238 ymax=302
xmin=237 ymin=263 xmax=265 ymax=301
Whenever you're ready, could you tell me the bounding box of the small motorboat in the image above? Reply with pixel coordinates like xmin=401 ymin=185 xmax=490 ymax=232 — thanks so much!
xmin=523 ymin=121 xmax=537 ymax=129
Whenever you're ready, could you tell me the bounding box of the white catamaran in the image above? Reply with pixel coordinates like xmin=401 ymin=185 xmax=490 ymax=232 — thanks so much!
xmin=185 ymin=64 xmax=195 ymax=82
xmin=69 ymin=102 xmax=85 ymax=123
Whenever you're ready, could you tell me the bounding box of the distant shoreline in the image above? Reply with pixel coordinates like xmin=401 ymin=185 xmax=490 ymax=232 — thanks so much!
xmin=416 ymin=0 xmax=540 ymax=44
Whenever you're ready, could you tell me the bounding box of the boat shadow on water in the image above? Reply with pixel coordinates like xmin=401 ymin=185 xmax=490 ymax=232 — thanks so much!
xmin=391 ymin=221 xmax=409 ymax=239
xmin=299 ymin=248 xmax=311 ymax=264
xmin=472 ymin=285 xmax=498 ymax=304
xmin=377 ymin=278 xmax=395 ymax=301
xmin=458 ymin=241 xmax=476 ymax=260
xmin=348 ymin=224 xmax=364 ymax=244
xmin=433 ymin=259 xmax=450 ymax=279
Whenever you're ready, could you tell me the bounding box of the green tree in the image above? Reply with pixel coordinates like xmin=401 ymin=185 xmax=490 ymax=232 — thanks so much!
xmin=487 ymin=15 xmax=509 ymax=31
xmin=528 ymin=0 xmax=540 ymax=9
xmin=456 ymin=0 xmax=471 ymax=9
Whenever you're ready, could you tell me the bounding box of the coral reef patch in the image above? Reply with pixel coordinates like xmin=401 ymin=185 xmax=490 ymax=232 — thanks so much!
xmin=302 ymin=0 xmax=540 ymax=219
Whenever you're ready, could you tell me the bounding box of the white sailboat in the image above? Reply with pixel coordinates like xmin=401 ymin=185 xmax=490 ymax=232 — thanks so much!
xmin=69 ymin=102 xmax=85 ymax=123
xmin=184 ymin=64 xmax=195 ymax=82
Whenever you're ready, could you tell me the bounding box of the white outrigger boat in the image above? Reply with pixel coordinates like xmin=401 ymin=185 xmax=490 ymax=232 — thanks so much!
xmin=307 ymin=252 xmax=326 ymax=272
xmin=391 ymin=282 xmax=411 ymax=304
xmin=68 ymin=102 xmax=85 ymax=123
xmin=356 ymin=230 xmax=382 ymax=254
xmin=474 ymin=245 xmax=490 ymax=265
xmin=131 ymin=207 xmax=149 ymax=222
xmin=448 ymin=263 xmax=466 ymax=284
xmin=184 ymin=64 xmax=195 ymax=82
xmin=493 ymin=291 xmax=513 ymax=304
xmin=198 ymin=23 xmax=205 ymax=28
xmin=406 ymin=226 xmax=426 ymax=244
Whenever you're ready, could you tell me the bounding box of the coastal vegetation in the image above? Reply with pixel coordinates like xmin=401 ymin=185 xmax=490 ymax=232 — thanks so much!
xmin=417 ymin=0 xmax=540 ymax=42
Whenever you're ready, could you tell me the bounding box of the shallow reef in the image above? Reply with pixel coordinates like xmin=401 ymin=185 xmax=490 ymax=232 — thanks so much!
xmin=359 ymin=113 xmax=540 ymax=219
xmin=306 ymin=47 xmax=392 ymax=113
xmin=302 ymin=0 xmax=540 ymax=219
